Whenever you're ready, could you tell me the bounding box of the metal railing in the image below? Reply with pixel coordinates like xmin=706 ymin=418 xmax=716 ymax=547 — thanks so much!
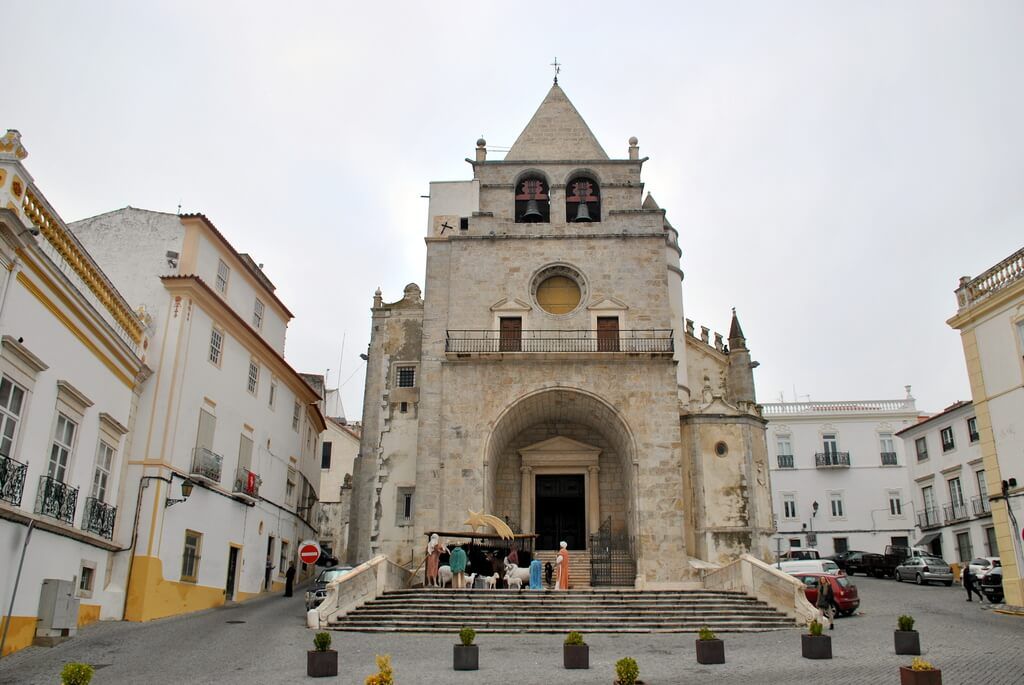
xmin=589 ymin=519 xmax=636 ymax=587
xmin=82 ymin=496 xmax=117 ymax=539
xmin=190 ymin=447 xmax=223 ymax=483
xmin=777 ymin=454 xmax=794 ymax=468
xmin=955 ymin=246 xmax=1024 ymax=310
xmin=0 ymin=453 xmax=28 ymax=506
xmin=971 ymin=496 xmax=991 ymax=517
xmin=917 ymin=508 xmax=942 ymax=530
xmin=233 ymin=467 xmax=261 ymax=499
xmin=815 ymin=452 xmax=851 ymax=468
xmin=445 ymin=329 xmax=674 ymax=354
xmin=880 ymin=452 xmax=898 ymax=466
xmin=943 ymin=502 xmax=969 ymax=523
xmin=35 ymin=475 xmax=78 ymax=524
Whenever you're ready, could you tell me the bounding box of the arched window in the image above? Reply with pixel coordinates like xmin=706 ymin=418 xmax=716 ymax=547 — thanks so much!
xmin=515 ymin=175 xmax=550 ymax=223
xmin=566 ymin=176 xmax=601 ymax=223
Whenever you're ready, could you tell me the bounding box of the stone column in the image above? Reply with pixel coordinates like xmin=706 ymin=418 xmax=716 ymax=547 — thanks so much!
xmin=520 ymin=466 xmax=533 ymax=534
xmin=587 ymin=464 xmax=601 ymax=537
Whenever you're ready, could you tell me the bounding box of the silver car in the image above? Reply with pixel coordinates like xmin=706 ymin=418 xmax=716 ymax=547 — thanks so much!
xmin=894 ymin=556 xmax=953 ymax=586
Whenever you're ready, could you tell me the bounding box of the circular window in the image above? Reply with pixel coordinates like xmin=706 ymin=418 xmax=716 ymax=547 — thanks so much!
xmin=714 ymin=441 xmax=729 ymax=457
xmin=531 ymin=265 xmax=587 ymax=316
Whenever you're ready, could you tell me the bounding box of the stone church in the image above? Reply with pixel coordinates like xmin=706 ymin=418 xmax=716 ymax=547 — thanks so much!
xmin=347 ymin=82 xmax=774 ymax=586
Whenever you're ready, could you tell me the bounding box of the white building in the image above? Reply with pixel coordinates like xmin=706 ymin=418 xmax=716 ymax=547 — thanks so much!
xmin=316 ymin=412 xmax=359 ymax=563
xmin=763 ymin=392 xmax=919 ymax=556
xmin=896 ymin=400 xmax=995 ymax=564
xmin=1 ymin=131 xmax=148 ymax=655
xmin=72 ymin=207 xmax=325 ymax=621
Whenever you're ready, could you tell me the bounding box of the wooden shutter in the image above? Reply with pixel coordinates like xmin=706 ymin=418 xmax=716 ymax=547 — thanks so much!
xmin=238 ymin=434 xmax=254 ymax=472
xmin=196 ymin=410 xmax=216 ymax=451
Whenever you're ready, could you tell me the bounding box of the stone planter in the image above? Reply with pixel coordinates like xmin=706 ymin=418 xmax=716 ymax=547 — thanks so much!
xmin=695 ymin=638 xmax=725 ymax=664
xmin=306 ymin=650 xmax=338 ymax=678
xmin=563 ymin=643 xmax=589 ymax=669
xmin=899 ymin=666 xmax=942 ymax=685
xmin=453 ymin=644 xmax=479 ymax=671
xmin=894 ymin=630 xmax=921 ymax=655
xmin=801 ymin=634 xmax=832 ymax=660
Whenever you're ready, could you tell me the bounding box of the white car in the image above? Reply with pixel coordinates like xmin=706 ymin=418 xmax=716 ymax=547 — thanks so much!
xmin=778 ymin=559 xmax=841 ymax=575
xmin=968 ymin=557 xmax=1000 ymax=580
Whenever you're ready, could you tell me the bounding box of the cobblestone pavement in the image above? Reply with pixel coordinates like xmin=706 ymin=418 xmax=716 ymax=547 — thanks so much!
xmin=0 ymin=577 xmax=1021 ymax=684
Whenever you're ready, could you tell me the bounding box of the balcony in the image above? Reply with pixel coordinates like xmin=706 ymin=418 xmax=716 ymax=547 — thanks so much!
xmin=34 ymin=475 xmax=78 ymax=524
xmin=190 ymin=447 xmax=223 ymax=484
xmin=445 ymin=329 xmax=674 ymax=355
xmin=917 ymin=508 xmax=942 ymax=530
xmin=971 ymin=496 xmax=991 ymax=517
xmin=880 ymin=452 xmax=898 ymax=466
xmin=943 ymin=502 xmax=969 ymax=523
xmin=814 ymin=452 xmax=850 ymax=468
xmin=82 ymin=497 xmax=117 ymax=539
xmin=777 ymin=454 xmax=794 ymax=468
xmin=0 ymin=453 xmax=28 ymax=506
xmin=232 ymin=467 xmax=261 ymax=504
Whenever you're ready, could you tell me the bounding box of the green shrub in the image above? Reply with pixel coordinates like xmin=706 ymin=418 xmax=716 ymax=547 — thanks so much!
xmin=364 ymin=654 xmax=394 ymax=685
xmin=809 ymin=620 xmax=823 ymax=637
xmin=698 ymin=626 xmax=717 ymax=641
xmin=60 ymin=663 xmax=95 ymax=685
xmin=565 ymin=630 xmax=585 ymax=646
xmin=615 ymin=656 xmax=639 ymax=685
xmin=459 ymin=626 xmax=476 ymax=646
xmin=897 ymin=615 xmax=915 ymax=632
xmin=313 ymin=631 xmax=332 ymax=652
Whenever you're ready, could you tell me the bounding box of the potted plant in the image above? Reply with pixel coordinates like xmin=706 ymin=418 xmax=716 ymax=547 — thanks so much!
xmin=60 ymin=664 xmax=95 ymax=685
xmin=614 ymin=656 xmax=644 ymax=684
xmin=695 ymin=625 xmax=725 ymax=664
xmin=895 ymin=614 xmax=921 ymax=655
xmin=801 ymin=619 xmax=832 ymax=660
xmin=307 ymin=631 xmax=338 ymax=677
xmin=900 ymin=657 xmax=942 ymax=685
xmin=364 ymin=654 xmax=394 ymax=685
xmin=454 ymin=627 xmax=479 ymax=671
xmin=564 ymin=630 xmax=589 ymax=669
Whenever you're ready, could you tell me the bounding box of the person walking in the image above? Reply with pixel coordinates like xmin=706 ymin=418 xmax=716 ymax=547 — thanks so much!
xmin=963 ymin=564 xmax=984 ymax=602
xmin=284 ymin=563 xmax=296 ymax=597
xmin=816 ymin=576 xmax=836 ymax=630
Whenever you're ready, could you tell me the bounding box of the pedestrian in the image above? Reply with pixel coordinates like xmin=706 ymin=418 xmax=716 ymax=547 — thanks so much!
xmin=963 ymin=564 xmax=984 ymax=602
xmin=816 ymin=576 xmax=836 ymax=630
xmin=284 ymin=563 xmax=296 ymax=597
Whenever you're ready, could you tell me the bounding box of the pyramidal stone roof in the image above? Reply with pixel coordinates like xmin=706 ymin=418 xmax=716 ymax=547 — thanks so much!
xmin=504 ymin=84 xmax=609 ymax=161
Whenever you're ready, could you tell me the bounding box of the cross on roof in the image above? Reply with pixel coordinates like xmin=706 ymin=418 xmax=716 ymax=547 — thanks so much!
xmin=551 ymin=57 xmax=561 ymax=84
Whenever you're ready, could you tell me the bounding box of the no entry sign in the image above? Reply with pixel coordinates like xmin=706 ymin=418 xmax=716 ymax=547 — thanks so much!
xmin=299 ymin=540 xmax=321 ymax=565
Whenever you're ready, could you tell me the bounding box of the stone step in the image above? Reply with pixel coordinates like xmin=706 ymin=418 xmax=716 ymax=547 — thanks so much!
xmin=364 ymin=600 xmax=773 ymax=611
xmin=532 ymin=551 xmax=594 ymax=588
xmin=330 ymin=620 xmax=791 ymax=633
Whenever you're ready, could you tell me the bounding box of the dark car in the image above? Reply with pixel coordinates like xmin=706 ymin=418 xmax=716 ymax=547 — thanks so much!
xmin=304 ymin=566 xmax=353 ymax=610
xmin=793 ymin=572 xmax=860 ymax=616
xmin=829 ymin=550 xmax=867 ymax=571
xmin=980 ymin=566 xmax=1004 ymax=603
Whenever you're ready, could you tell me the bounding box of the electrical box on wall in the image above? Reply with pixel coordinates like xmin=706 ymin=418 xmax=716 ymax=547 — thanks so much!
xmin=35 ymin=578 xmax=80 ymax=644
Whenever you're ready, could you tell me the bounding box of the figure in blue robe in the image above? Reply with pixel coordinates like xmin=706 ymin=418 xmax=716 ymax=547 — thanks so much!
xmin=529 ymin=558 xmax=543 ymax=590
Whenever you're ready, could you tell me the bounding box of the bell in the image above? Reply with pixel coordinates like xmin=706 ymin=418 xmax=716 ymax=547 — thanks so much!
xmin=520 ymin=199 xmax=543 ymax=222
xmin=573 ymin=201 xmax=592 ymax=222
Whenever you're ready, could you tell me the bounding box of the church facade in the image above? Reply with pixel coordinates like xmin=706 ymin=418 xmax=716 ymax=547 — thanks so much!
xmin=347 ymin=84 xmax=774 ymax=586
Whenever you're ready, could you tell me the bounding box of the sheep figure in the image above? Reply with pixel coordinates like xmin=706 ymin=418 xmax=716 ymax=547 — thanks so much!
xmin=506 ymin=574 xmax=523 ymax=590
xmin=503 ymin=560 xmax=531 ymax=590
xmin=436 ymin=565 xmax=453 ymax=588
xmin=483 ymin=572 xmax=499 ymax=589
xmin=463 ymin=573 xmax=477 ymax=589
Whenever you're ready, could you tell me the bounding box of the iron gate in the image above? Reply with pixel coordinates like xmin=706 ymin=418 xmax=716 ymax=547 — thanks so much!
xmin=589 ymin=518 xmax=636 ymax=587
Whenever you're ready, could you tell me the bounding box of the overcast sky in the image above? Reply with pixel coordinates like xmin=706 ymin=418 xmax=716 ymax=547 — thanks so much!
xmin=4 ymin=1 xmax=1022 ymax=418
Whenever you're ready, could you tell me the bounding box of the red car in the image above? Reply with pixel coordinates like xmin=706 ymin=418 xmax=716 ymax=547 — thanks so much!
xmin=793 ymin=572 xmax=860 ymax=616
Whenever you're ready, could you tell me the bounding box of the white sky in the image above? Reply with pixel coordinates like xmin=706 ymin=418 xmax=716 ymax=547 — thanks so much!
xmin=4 ymin=1 xmax=1022 ymax=417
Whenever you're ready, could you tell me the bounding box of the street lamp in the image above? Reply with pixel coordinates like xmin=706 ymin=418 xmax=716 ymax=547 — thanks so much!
xmin=166 ymin=478 xmax=194 ymax=508
xmin=808 ymin=501 xmax=819 ymax=546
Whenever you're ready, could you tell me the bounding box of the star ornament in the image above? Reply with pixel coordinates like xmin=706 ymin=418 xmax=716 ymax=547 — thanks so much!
xmin=464 ymin=510 xmax=514 ymax=539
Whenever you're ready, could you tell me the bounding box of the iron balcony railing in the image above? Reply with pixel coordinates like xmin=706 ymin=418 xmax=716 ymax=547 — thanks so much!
xmin=35 ymin=475 xmax=78 ymax=524
xmin=917 ymin=508 xmax=942 ymax=530
xmin=971 ymin=496 xmax=991 ymax=517
xmin=233 ymin=467 xmax=261 ymax=500
xmin=815 ymin=452 xmax=851 ymax=468
xmin=190 ymin=447 xmax=223 ymax=483
xmin=880 ymin=452 xmax=898 ymax=466
xmin=0 ymin=453 xmax=28 ymax=507
xmin=943 ymin=502 xmax=969 ymax=523
xmin=82 ymin=496 xmax=117 ymax=539
xmin=777 ymin=454 xmax=794 ymax=468
xmin=445 ymin=329 xmax=674 ymax=354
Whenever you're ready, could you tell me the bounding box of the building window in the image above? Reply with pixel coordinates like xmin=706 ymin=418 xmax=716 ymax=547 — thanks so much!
xmin=396 ymin=366 xmax=416 ymax=388
xmin=888 ymin=490 xmax=903 ymax=517
xmin=984 ymin=526 xmax=998 ymax=556
xmin=514 ymin=175 xmax=550 ymax=223
xmin=776 ymin=435 xmax=793 ymax=467
xmin=292 ymin=401 xmax=301 ymax=431
xmin=976 ymin=470 xmax=988 ymax=506
xmin=0 ymin=375 xmax=26 ymax=459
xmin=286 ymin=467 xmax=297 ymax=504
xmin=940 ymin=426 xmax=955 ymax=452
xmin=782 ymin=494 xmax=797 ymax=520
xmin=396 ymin=487 xmax=414 ymax=525
xmin=400 ymin=401 xmax=408 ymax=414
xmin=829 ymin=492 xmax=845 ymax=518
xmin=78 ymin=563 xmax=95 ymax=598
xmin=948 ymin=476 xmax=964 ymax=506
xmin=247 ymin=360 xmax=260 ymax=395
xmin=833 ymin=537 xmax=849 ymax=554
xmin=955 ymin=530 xmax=973 ymax=563
xmin=216 ymin=260 xmax=230 ymax=294
xmin=822 ymin=433 xmax=838 ymax=455
xmin=915 ymin=436 xmax=928 ymax=461
xmin=788 ymin=538 xmax=801 ymax=548
xmin=966 ymin=417 xmax=979 ymax=443
xmin=269 ymin=377 xmax=277 ymax=409
xmin=879 ymin=432 xmax=897 ymax=465
xmin=91 ymin=441 xmax=115 ymax=502
xmin=48 ymin=413 xmax=77 ymax=482
xmin=253 ymin=298 xmax=265 ymax=329
xmin=209 ymin=327 xmax=224 ymax=366
xmin=321 ymin=441 xmax=332 ymax=469
xmin=565 ymin=175 xmax=601 ymax=223
xmin=279 ymin=539 xmax=290 ymax=575
xmin=536 ymin=276 xmax=581 ymax=315
xmin=181 ymin=530 xmax=202 ymax=582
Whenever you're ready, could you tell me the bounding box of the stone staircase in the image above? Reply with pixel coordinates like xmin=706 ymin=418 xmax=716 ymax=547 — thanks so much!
xmin=328 ymin=588 xmax=793 ymax=633
xmin=532 ymin=550 xmax=592 ymax=589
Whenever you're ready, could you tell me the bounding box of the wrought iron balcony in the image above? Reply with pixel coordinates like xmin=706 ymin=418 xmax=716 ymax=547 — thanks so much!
xmin=35 ymin=475 xmax=78 ymax=524
xmin=445 ymin=329 xmax=674 ymax=354
xmin=943 ymin=502 xmax=969 ymax=523
xmin=190 ymin=447 xmax=223 ymax=484
xmin=880 ymin=452 xmax=898 ymax=466
xmin=971 ymin=496 xmax=991 ymax=517
xmin=0 ymin=453 xmax=28 ymax=506
xmin=82 ymin=496 xmax=117 ymax=539
xmin=777 ymin=454 xmax=794 ymax=468
xmin=232 ymin=467 xmax=261 ymax=502
xmin=814 ymin=452 xmax=851 ymax=468
xmin=917 ymin=508 xmax=942 ymax=530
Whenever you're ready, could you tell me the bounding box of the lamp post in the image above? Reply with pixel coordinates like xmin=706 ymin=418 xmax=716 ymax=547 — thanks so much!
xmin=165 ymin=478 xmax=194 ymax=508
xmin=808 ymin=501 xmax=819 ymax=546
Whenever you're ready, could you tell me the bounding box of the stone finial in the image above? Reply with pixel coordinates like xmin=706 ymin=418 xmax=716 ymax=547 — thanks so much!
xmin=628 ymin=136 xmax=639 ymax=160
xmin=700 ymin=326 xmax=710 ymax=344
xmin=476 ymin=137 xmax=487 ymax=162
xmin=714 ymin=332 xmax=724 ymax=352
xmin=685 ymin=318 xmax=695 ymax=337
xmin=728 ymin=308 xmax=747 ymax=350
xmin=373 ymin=287 xmax=383 ymax=308
xmin=0 ymin=130 xmax=28 ymax=160
xmin=905 ymin=385 xmax=913 ymax=399
xmin=402 ymin=283 xmax=422 ymax=304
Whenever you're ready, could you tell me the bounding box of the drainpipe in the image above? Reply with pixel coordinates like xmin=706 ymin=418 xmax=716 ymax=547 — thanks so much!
xmin=0 ymin=519 xmax=35 ymax=659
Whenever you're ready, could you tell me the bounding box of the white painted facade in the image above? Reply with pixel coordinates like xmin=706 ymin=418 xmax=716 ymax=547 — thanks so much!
xmin=316 ymin=416 xmax=359 ymax=561
xmin=763 ymin=393 xmax=919 ymax=556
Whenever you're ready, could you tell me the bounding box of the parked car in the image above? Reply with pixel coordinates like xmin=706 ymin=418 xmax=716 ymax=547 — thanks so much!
xmin=968 ymin=557 xmax=1001 ymax=580
xmin=793 ymin=572 xmax=860 ymax=616
xmin=305 ymin=566 xmax=354 ymax=610
xmin=779 ymin=559 xmax=842 ymax=574
xmin=828 ymin=550 xmax=867 ymax=571
xmin=894 ymin=556 xmax=953 ymax=586
xmin=980 ymin=566 xmax=1004 ymax=603
xmin=778 ymin=547 xmax=822 ymax=561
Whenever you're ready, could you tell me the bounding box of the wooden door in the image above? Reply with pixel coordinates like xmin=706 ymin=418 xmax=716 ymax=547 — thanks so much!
xmin=499 ymin=317 xmax=522 ymax=352
xmin=597 ymin=317 xmax=620 ymax=352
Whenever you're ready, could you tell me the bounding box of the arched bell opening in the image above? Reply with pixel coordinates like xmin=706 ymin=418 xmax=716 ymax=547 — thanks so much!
xmin=514 ymin=174 xmax=550 ymax=223
xmin=566 ymin=175 xmax=601 ymax=223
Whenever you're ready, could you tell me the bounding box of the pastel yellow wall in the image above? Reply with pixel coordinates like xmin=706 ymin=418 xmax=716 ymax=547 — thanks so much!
xmin=0 ymin=616 xmax=37 ymax=656
xmin=77 ymin=604 xmax=101 ymax=628
xmin=124 ymin=556 xmax=227 ymax=622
